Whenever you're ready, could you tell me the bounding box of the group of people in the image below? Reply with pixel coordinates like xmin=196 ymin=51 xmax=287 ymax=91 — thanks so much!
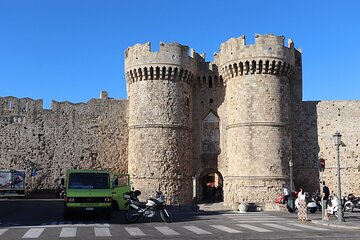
xmin=283 ymin=181 xmax=330 ymax=222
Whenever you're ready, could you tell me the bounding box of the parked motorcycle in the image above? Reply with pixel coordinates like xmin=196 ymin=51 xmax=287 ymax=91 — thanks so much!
xmin=56 ymin=184 xmax=66 ymax=199
xmin=344 ymin=193 xmax=360 ymax=212
xmin=275 ymin=191 xmax=298 ymax=213
xmin=306 ymin=190 xmax=322 ymax=213
xmin=123 ymin=190 xmax=173 ymax=223
xmin=326 ymin=195 xmax=345 ymax=218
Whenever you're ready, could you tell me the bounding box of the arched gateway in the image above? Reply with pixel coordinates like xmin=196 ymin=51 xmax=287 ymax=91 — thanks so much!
xmin=199 ymin=169 xmax=223 ymax=203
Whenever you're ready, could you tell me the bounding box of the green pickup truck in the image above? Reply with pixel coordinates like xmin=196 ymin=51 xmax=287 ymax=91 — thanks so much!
xmin=61 ymin=170 xmax=130 ymax=220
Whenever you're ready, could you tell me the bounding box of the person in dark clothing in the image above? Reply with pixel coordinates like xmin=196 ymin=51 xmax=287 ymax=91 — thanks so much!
xmin=322 ymin=181 xmax=330 ymax=220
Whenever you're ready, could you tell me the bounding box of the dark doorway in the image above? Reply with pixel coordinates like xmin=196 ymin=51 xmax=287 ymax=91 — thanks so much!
xmin=200 ymin=170 xmax=223 ymax=203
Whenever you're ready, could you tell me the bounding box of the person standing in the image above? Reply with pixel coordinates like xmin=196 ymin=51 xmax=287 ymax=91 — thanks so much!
xmin=297 ymin=187 xmax=307 ymax=222
xmin=283 ymin=185 xmax=290 ymax=203
xmin=322 ymin=181 xmax=330 ymax=220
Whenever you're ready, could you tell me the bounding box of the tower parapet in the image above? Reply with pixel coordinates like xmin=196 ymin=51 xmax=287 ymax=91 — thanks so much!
xmin=125 ymin=42 xmax=200 ymax=94
xmin=125 ymin=42 xmax=197 ymax=69
xmin=219 ymin=34 xmax=297 ymax=83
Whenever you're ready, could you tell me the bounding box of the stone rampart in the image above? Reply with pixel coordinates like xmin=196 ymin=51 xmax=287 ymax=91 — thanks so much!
xmin=295 ymin=100 xmax=360 ymax=196
xmin=0 ymin=94 xmax=128 ymax=192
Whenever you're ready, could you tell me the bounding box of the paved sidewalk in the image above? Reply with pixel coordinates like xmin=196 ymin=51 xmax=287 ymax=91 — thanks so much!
xmin=311 ymin=213 xmax=360 ymax=230
xmin=198 ymin=202 xmax=233 ymax=212
xmin=197 ymin=202 xmax=360 ymax=230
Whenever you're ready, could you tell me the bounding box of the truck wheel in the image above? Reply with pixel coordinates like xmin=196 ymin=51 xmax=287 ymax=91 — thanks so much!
xmin=63 ymin=204 xmax=71 ymax=221
xmin=104 ymin=208 xmax=112 ymax=220
xmin=112 ymin=200 xmax=119 ymax=210
xmin=63 ymin=206 xmax=71 ymax=220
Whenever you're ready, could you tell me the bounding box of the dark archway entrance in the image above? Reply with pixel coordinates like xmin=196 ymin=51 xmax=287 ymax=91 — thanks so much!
xmin=200 ymin=169 xmax=223 ymax=203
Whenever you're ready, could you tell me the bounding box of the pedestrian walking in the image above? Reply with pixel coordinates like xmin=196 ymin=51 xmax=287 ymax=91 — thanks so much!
xmin=283 ymin=184 xmax=290 ymax=203
xmin=297 ymin=187 xmax=307 ymax=222
xmin=322 ymin=181 xmax=330 ymax=220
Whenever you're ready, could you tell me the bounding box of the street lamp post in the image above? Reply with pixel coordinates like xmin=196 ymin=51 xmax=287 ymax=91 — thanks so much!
xmin=333 ymin=131 xmax=344 ymax=222
xmin=289 ymin=159 xmax=293 ymax=192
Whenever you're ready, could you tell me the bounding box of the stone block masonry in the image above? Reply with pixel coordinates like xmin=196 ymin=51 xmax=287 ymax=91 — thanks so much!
xmin=0 ymin=95 xmax=128 ymax=192
xmin=1 ymin=34 xmax=360 ymax=210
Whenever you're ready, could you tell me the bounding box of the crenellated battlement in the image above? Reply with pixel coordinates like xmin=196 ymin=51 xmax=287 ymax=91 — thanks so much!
xmin=125 ymin=42 xmax=207 ymax=90
xmin=51 ymin=100 xmax=87 ymax=113
xmin=125 ymin=42 xmax=203 ymax=71
xmin=254 ymin=33 xmax=285 ymax=46
xmin=0 ymin=96 xmax=43 ymax=113
xmin=218 ymin=34 xmax=300 ymax=73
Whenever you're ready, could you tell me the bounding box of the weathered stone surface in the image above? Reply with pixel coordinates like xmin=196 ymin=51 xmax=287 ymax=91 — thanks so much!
xmin=1 ymin=34 xmax=359 ymax=210
xmin=0 ymin=96 xmax=128 ymax=191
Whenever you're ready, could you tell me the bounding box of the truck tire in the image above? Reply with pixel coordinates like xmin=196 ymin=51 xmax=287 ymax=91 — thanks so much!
xmin=104 ymin=208 xmax=112 ymax=220
xmin=112 ymin=200 xmax=119 ymax=210
xmin=63 ymin=205 xmax=71 ymax=220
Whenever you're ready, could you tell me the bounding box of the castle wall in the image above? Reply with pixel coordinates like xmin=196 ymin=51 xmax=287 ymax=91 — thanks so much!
xmin=296 ymin=100 xmax=360 ymax=196
xmin=0 ymin=95 xmax=129 ymax=192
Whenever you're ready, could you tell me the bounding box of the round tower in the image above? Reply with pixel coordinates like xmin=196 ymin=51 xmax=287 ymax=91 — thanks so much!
xmin=219 ymin=34 xmax=299 ymax=209
xmin=125 ymin=42 xmax=196 ymax=205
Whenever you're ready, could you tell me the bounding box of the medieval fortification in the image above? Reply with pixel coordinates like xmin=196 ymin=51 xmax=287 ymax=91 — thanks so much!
xmin=1 ymin=34 xmax=360 ymax=210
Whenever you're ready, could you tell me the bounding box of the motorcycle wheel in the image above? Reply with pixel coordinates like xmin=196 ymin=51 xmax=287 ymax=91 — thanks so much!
xmin=310 ymin=208 xmax=317 ymax=213
xmin=59 ymin=191 xmax=66 ymax=199
xmin=334 ymin=210 xmax=345 ymax=219
xmin=345 ymin=202 xmax=354 ymax=212
xmin=126 ymin=210 xmax=140 ymax=223
xmin=160 ymin=208 xmax=173 ymax=223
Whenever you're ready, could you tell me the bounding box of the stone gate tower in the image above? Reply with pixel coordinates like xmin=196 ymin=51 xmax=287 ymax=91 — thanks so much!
xmin=218 ymin=34 xmax=301 ymax=207
xmin=125 ymin=42 xmax=198 ymax=205
xmin=124 ymin=34 xmax=302 ymax=209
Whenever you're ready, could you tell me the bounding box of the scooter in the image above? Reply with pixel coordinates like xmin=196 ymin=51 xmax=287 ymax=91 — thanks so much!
xmin=123 ymin=189 xmax=174 ymax=223
xmin=275 ymin=192 xmax=298 ymax=213
xmin=306 ymin=191 xmax=322 ymax=213
xmin=326 ymin=195 xmax=345 ymax=218
xmin=344 ymin=193 xmax=360 ymax=212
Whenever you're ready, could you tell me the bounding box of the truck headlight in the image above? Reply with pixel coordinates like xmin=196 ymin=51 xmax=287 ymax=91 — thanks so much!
xmin=68 ymin=198 xmax=75 ymax=203
xmin=104 ymin=197 xmax=111 ymax=202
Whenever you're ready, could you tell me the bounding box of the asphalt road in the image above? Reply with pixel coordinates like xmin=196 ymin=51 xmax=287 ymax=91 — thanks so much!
xmin=1 ymin=198 xmax=360 ymax=240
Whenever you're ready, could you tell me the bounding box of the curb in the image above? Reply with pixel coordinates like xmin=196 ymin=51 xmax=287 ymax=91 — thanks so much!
xmin=311 ymin=219 xmax=360 ymax=230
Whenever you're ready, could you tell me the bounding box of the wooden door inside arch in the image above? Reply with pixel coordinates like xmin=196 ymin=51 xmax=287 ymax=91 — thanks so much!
xmin=200 ymin=170 xmax=223 ymax=203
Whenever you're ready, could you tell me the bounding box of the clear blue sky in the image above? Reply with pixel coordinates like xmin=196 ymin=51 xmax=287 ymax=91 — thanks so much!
xmin=0 ymin=0 xmax=359 ymax=109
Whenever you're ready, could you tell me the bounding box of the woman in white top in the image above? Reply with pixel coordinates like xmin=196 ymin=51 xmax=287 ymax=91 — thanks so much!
xmin=297 ymin=187 xmax=307 ymax=221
